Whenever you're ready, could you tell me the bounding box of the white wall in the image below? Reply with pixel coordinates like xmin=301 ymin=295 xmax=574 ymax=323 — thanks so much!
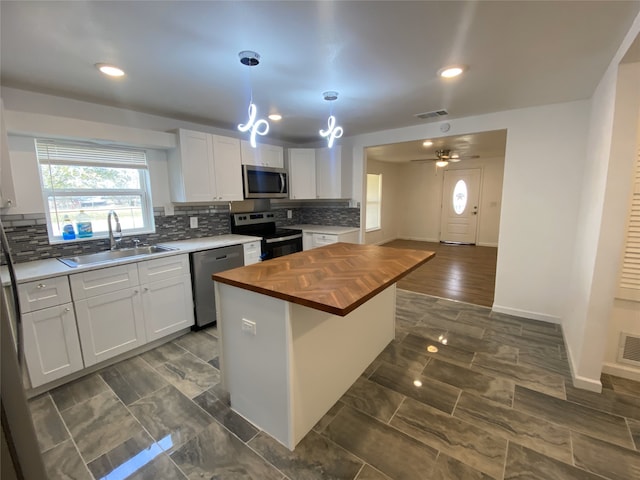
xmin=364 ymin=159 xmax=401 ymax=245
xmin=395 ymin=156 xmax=504 ymax=246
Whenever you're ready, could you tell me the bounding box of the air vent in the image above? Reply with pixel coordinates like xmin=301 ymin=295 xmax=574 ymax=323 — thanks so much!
xmin=415 ymin=109 xmax=449 ymax=120
xmin=617 ymin=333 xmax=640 ymax=366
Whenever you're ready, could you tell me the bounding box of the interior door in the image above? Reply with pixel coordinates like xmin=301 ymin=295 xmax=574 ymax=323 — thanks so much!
xmin=440 ymin=169 xmax=481 ymax=244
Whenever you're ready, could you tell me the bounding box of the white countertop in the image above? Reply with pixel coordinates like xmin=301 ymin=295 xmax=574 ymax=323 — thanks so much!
xmin=1 ymin=234 xmax=261 ymax=285
xmin=288 ymin=224 xmax=360 ymax=234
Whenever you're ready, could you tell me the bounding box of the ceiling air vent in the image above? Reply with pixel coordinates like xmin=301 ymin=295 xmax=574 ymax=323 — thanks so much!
xmin=415 ymin=109 xmax=449 ymax=120
xmin=617 ymin=333 xmax=640 ymax=367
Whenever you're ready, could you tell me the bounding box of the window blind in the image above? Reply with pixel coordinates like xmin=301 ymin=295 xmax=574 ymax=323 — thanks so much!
xmin=35 ymin=140 xmax=147 ymax=169
xmin=618 ymin=145 xmax=640 ymax=301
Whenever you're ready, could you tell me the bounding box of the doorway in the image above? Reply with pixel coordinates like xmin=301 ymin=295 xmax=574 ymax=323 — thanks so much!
xmin=440 ymin=168 xmax=481 ymax=244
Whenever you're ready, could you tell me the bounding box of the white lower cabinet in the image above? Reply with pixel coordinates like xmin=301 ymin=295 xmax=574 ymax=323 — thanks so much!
xmin=312 ymin=233 xmax=339 ymax=248
xmin=302 ymin=230 xmax=360 ymax=251
xmin=74 ymin=287 xmax=146 ymax=367
xmin=22 ymin=303 xmax=84 ymax=387
xmin=243 ymin=241 xmax=261 ymax=265
xmin=71 ymin=254 xmax=194 ymax=367
xmin=142 ymin=274 xmax=194 ymax=342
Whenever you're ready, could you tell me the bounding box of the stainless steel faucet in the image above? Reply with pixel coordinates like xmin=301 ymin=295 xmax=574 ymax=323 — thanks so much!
xmin=107 ymin=210 xmax=122 ymax=250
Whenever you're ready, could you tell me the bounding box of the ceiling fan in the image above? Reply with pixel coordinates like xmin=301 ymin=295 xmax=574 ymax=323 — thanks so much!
xmin=411 ymin=149 xmax=480 ymax=166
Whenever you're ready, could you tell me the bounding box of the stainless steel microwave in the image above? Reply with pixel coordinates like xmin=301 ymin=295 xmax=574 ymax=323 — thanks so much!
xmin=242 ymin=165 xmax=288 ymax=199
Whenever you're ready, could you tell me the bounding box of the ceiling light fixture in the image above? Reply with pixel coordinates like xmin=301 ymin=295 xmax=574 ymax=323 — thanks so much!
xmin=422 ymin=140 xmax=433 ymax=147
xmin=237 ymin=51 xmax=269 ymax=148
xmin=438 ymin=65 xmax=466 ymax=78
xmin=268 ymin=114 xmax=282 ymax=121
xmin=436 ymin=160 xmax=449 ymax=168
xmin=319 ymin=91 xmax=344 ymax=148
xmin=95 ymin=63 xmax=125 ymax=77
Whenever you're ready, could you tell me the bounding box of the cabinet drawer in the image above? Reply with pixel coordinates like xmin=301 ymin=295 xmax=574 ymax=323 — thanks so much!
xmin=313 ymin=233 xmax=338 ymax=247
xmin=70 ymin=264 xmax=139 ymax=300
xmin=18 ymin=276 xmax=71 ymax=313
xmin=243 ymin=241 xmax=261 ymax=265
xmin=138 ymin=254 xmax=189 ymax=284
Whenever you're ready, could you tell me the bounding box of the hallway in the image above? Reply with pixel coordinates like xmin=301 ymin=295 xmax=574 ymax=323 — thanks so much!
xmin=382 ymin=240 xmax=498 ymax=307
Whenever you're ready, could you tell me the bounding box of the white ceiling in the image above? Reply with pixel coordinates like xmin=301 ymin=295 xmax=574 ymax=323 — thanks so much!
xmin=1 ymin=1 xmax=638 ymax=148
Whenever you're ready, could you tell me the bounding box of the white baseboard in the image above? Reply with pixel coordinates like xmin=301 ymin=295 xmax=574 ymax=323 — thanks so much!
xmin=396 ymin=236 xmax=440 ymax=243
xmin=602 ymin=362 xmax=640 ymax=382
xmin=477 ymin=242 xmax=498 ymax=247
xmin=562 ymin=329 xmax=604 ymax=393
xmin=491 ymin=304 xmax=561 ymax=324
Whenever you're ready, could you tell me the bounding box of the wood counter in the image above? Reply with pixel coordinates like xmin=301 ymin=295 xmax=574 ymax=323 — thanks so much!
xmin=212 ymin=242 xmax=435 ymax=316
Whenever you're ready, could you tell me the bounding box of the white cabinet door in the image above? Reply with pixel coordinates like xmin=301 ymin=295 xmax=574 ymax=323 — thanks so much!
xmin=302 ymin=232 xmax=313 ymax=251
xmin=289 ymin=149 xmax=317 ymax=199
xmin=0 ymin=99 xmax=16 ymax=208
xmin=260 ymin=144 xmax=284 ymax=168
xmin=316 ymin=146 xmax=342 ymax=199
xmin=142 ymin=274 xmax=194 ymax=342
xmin=75 ymin=288 xmax=146 ymax=367
xmin=243 ymin=241 xmax=261 ymax=265
xmin=241 ymin=141 xmax=284 ymax=168
xmin=211 ymin=135 xmax=243 ymax=201
xmin=22 ymin=303 xmax=83 ymax=388
xmin=168 ymin=129 xmax=216 ymax=202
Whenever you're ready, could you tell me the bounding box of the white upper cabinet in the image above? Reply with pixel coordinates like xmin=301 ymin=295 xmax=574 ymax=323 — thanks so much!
xmin=288 ymin=148 xmax=317 ymax=199
xmin=241 ymin=140 xmax=284 ymax=168
xmin=0 ymin=99 xmax=16 ymax=208
xmin=289 ymin=146 xmax=343 ymax=199
xmin=316 ymin=146 xmax=342 ymax=199
xmin=211 ymin=134 xmax=243 ymax=201
xmin=168 ymin=129 xmax=243 ymax=202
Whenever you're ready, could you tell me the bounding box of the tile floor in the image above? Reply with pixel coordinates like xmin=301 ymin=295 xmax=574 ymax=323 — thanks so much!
xmin=30 ymin=289 xmax=640 ymax=479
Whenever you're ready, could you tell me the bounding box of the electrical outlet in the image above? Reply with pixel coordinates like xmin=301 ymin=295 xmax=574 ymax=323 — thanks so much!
xmin=287 ymin=209 xmax=292 ymax=219
xmin=241 ymin=318 xmax=256 ymax=335
xmin=164 ymin=203 xmax=174 ymax=216
xmin=190 ymin=217 xmax=198 ymax=228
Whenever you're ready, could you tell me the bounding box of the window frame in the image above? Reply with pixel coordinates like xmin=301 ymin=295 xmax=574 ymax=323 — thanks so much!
xmin=366 ymin=173 xmax=382 ymax=232
xmin=36 ymin=139 xmax=155 ymax=244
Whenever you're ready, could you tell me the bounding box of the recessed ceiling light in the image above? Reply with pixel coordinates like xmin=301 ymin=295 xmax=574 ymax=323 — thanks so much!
xmin=438 ymin=65 xmax=466 ymax=78
xmin=422 ymin=140 xmax=433 ymax=147
xmin=268 ymin=114 xmax=282 ymax=121
xmin=96 ymin=63 xmax=125 ymax=77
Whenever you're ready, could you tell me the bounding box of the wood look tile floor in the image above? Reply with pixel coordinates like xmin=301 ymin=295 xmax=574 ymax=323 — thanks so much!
xmin=29 ymin=291 xmax=640 ymax=480
xmin=383 ymin=240 xmax=498 ymax=307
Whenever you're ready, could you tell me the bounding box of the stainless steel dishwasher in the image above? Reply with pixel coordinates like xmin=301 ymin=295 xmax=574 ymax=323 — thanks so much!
xmin=191 ymin=244 xmax=244 ymax=328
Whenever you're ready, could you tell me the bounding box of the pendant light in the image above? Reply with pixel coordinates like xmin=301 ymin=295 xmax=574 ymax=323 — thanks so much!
xmin=319 ymin=91 xmax=344 ymax=148
xmin=237 ymin=51 xmax=269 ymax=148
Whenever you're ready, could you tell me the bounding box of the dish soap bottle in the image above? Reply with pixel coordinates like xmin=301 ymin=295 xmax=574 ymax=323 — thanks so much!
xmin=76 ymin=210 xmax=93 ymax=238
xmin=62 ymin=215 xmax=76 ymax=240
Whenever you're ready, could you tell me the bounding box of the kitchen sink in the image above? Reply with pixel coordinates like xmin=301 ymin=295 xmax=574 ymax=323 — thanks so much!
xmin=58 ymin=245 xmax=177 ymax=268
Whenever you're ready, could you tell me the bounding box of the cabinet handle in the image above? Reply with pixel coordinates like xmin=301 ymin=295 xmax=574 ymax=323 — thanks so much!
xmin=133 ymin=290 xmax=139 ymax=295
xmin=144 ymin=287 xmax=149 ymax=292
xmin=37 ymin=283 xmax=46 ymax=289
xmin=64 ymin=307 xmax=70 ymax=312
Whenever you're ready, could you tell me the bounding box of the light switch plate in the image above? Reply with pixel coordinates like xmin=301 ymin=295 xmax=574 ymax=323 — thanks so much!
xmin=190 ymin=217 xmax=198 ymax=228
xmin=242 ymin=318 xmax=256 ymax=335
xmin=164 ymin=204 xmax=175 ymax=216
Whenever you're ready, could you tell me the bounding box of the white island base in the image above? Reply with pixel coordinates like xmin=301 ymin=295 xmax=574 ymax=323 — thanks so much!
xmin=215 ymin=282 xmax=396 ymax=450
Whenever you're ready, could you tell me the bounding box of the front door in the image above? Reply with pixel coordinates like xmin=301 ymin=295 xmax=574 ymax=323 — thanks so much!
xmin=440 ymin=169 xmax=481 ymax=244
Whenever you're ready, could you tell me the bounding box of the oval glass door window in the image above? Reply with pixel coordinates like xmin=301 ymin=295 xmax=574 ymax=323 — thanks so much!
xmin=453 ymin=180 xmax=468 ymax=214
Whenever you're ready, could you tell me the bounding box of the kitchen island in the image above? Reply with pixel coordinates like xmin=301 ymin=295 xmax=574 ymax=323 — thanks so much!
xmin=212 ymin=242 xmax=435 ymax=449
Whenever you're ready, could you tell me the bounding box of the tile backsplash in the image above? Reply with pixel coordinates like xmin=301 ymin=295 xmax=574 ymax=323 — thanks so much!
xmin=1 ymin=203 xmax=360 ymax=263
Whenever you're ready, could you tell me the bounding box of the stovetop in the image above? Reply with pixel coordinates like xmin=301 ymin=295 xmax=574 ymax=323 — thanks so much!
xmin=230 ymin=212 xmax=301 ymax=239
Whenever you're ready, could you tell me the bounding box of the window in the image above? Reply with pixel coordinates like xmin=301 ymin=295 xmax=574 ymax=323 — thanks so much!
xmin=36 ymin=140 xmax=155 ymax=243
xmin=366 ymin=173 xmax=382 ymax=231
xmin=452 ymin=179 xmax=468 ymax=214
xmin=617 ymin=145 xmax=640 ymax=301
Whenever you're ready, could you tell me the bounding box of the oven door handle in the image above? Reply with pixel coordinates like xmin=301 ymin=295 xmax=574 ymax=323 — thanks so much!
xmin=264 ymin=233 xmax=302 ymax=244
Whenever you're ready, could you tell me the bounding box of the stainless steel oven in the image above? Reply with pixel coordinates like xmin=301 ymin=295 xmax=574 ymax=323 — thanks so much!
xmin=230 ymin=211 xmax=302 ymax=260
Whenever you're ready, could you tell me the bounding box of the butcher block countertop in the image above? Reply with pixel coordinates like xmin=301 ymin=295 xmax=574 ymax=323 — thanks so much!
xmin=213 ymin=242 xmax=435 ymax=316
